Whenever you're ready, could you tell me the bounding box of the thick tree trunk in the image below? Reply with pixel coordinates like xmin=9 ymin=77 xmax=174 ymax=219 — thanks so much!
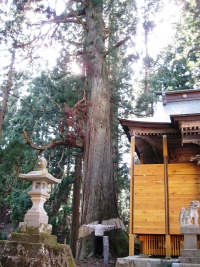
xmin=79 ymin=1 xmax=119 ymax=257
xmin=82 ymin=1 xmax=118 ymax=224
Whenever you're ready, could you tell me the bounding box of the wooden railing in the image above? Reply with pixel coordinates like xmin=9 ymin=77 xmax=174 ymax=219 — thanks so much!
xmin=171 ymin=235 xmax=184 ymax=256
xmin=139 ymin=235 xmax=185 ymax=257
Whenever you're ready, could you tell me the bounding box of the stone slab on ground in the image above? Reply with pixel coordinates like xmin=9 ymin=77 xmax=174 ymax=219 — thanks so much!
xmin=0 ymin=240 xmax=75 ymax=267
xmin=116 ymin=256 xmax=178 ymax=267
xmin=178 ymin=257 xmax=200 ymax=264
xmin=173 ymin=263 xmax=200 ymax=267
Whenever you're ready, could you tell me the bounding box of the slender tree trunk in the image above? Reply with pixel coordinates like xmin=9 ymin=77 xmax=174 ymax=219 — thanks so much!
xmin=71 ymin=153 xmax=82 ymax=258
xmin=144 ymin=25 xmax=149 ymax=98
xmin=0 ymin=51 xmax=15 ymax=137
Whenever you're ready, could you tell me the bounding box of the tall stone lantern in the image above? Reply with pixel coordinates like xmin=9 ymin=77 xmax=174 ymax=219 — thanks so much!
xmin=11 ymin=156 xmax=61 ymax=243
xmin=0 ymin=157 xmax=75 ymax=267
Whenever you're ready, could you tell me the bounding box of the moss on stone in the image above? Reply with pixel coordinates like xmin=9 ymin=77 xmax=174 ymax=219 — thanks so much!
xmin=11 ymin=232 xmax=57 ymax=244
xmin=0 ymin=241 xmax=75 ymax=267
xmin=109 ymin=229 xmax=129 ymax=257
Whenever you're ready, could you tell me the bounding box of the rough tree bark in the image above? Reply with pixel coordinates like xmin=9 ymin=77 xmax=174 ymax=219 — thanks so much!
xmin=82 ymin=0 xmax=118 ymax=223
xmin=79 ymin=0 xmax=121 ymax=258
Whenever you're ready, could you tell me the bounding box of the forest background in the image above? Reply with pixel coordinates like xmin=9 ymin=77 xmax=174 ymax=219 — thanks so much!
xmin=0 ymin=0 xmax=200 ymax=259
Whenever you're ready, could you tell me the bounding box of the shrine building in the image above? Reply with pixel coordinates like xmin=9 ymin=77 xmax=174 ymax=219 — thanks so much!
xmin=119 ymin=89 xmax=200 ymax=258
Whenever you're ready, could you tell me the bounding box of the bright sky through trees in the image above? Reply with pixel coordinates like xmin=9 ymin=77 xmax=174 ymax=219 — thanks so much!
xmin=131 ymin=0 xmax=182 ymax=78
xmin=136 ymin=1 xmax=181 ymax=54
xmin=34 ymin=0 xmax=182 ymax=74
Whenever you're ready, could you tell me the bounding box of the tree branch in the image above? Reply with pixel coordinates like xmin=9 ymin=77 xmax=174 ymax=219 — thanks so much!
xmin=30 ymin=8 xmax=86 ymax=30
xmin=69 ymin=0 xmax=88 ymax=7
xmin=58 ymin=148 xmax=65 ymax=179
xmin=22 ymin=129 xmax=83 ymax=150
xmin=41 ymin=7 xmax=86 ymax=25
xmin=41 ymin=17 xmax=82 ymax=25
xmin=104 ymin=36 xmax=130 ymax=57
xmin=67 ymin=7 xmax=88 ymax=31
xmin=13 ymin=24 xmax=57 ymax=49
xmin=79 ymin=0 xmax=88 ymax=7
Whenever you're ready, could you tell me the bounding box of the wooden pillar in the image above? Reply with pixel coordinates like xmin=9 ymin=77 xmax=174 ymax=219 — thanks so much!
xmin=163 ymin=135 xmax=171 ymax=258
xmin=129 ymin=136 xmax=135 ymax=256
xmin=140 ymin=154 xmax=144 ymax=164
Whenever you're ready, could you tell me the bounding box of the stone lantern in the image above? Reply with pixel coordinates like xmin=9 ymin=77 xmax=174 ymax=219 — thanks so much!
xmin=11 ymin=156 xmax=61 ymax=243
xmin=1 ymin=157 xmax=75 ymax=267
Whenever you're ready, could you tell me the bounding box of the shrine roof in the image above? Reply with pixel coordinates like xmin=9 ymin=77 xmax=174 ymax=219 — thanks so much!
xmin=119 ymin=89 xmax=200 ymax=163
xmin=119 ymin=89 xmax=200 ymax=125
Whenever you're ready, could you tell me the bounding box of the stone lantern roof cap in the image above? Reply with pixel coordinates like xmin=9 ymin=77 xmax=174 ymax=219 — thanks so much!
xmin=19 ymin=156 xmax=61 ymax=184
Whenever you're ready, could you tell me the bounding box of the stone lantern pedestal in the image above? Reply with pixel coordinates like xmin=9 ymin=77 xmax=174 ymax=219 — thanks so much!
xmin=178 ymin=227 xmax=200 ymax=264
xmin=0 ymin=157 xmax=75 ymax=267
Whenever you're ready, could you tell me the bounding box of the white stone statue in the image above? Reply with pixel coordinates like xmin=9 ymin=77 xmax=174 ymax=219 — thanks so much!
xmin=179 ymin=200 xmax=200 ymax=227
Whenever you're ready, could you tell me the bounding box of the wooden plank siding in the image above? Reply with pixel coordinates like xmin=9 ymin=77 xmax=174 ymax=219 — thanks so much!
xmin=133 ymin=164 xmax=165 ymax=234
xmin=168 ymin=163 xmax=200 ymax=234
xmin=132 ymin=163 xmax=200 ymax=235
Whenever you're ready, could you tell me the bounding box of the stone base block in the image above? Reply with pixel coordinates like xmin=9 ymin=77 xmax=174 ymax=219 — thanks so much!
xmin=180 ymin=227 xmax=200 ymax=235
xmin=183 ymin=234 xmax=198 ymax=249
xmin=180 ymin=249 xmax=200 ymax=258
xmin=0 ymin=241 xmax=75 ymax=267
xmin=179 ymin=256 xmax=200 ymax=264
xmin=116 ymin=256 xmax=178 ymax=267
xmin=19 ymin=222 xmax=52 ymax=234
xmin=24 ymin=212 xmax=49 ymax=226
xmin=11 ymin=233 xmax=57 ymax=244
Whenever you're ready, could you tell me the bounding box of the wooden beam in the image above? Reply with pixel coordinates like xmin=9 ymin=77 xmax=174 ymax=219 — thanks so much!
xmin=129 ymin=136 xmax=135 ymax=256
xmin=140 ymin=154 xmax=144 ymax=164
xmin=165 ymin=234 xmax=171 ymax=259
xmin=163 ymin=135 xmax=170 ymax=258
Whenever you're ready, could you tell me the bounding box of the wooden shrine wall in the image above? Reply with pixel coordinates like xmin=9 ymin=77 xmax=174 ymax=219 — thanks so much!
xmin=169 ymin=163 xmax=200 ymax=234
xmin=133 ymin=164 xmax=165 ymax=234
xmin=133 ymin=163 xmax=200 ymax=234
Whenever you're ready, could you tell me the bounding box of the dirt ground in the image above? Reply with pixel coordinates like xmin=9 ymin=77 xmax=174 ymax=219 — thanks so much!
xmin=74 ymin=257 xmax=117 ymax=267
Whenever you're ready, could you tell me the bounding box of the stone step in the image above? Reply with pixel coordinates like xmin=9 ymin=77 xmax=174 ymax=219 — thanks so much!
xmin=11 ymin=233 xmax=57 ymax=244
xmin=0 ymin=241 xmax=75 ymax=267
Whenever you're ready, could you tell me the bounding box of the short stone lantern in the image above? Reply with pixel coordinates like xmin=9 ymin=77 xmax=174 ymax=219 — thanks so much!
xmin=11 ymin=156 xmax=61 ymax=243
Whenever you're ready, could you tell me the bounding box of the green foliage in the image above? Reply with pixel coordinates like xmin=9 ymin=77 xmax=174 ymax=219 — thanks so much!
xmin=0 ymin=134 xmax=36 ymax=209
xmin=0 ymin=230 xmax=8 ymax=240
xmin=50 ymin=205 xmax=72 ymax=244
xmin=134 ymin=93 xmax=155 ymax=117
xmin=10 ymin=189 xmax=32 ymax=229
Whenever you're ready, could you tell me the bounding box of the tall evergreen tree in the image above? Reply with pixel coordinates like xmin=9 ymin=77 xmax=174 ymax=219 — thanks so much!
xmin=0 ymin=0 xmax=136 ymax=257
